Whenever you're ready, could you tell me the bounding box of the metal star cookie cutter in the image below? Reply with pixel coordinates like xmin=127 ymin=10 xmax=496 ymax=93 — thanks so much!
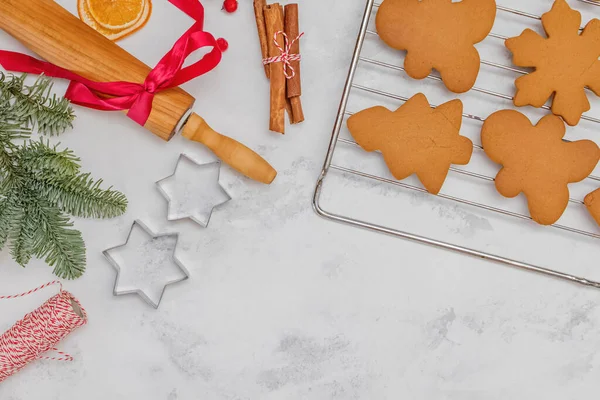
xmin=102 ymin=220 xmax=190 ymax=309
xmin=156 ymin=154 xmax=232 ymax=228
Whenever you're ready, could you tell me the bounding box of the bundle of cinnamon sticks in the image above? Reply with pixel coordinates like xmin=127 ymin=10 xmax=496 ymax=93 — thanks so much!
xmin=253 ymin=0 xmax=304 ymax=134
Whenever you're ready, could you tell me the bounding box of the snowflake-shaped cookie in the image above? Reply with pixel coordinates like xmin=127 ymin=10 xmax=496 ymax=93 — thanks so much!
xmin=376 ymin=0 xmax=497 ymax=93
xmin=506 ymin=0 xmax=600 ymax=126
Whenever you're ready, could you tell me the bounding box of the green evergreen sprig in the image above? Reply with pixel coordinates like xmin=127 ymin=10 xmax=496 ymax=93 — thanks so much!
xmin=0 ymin=73 xmax=128 ymax=279
xmin=0 ymin=73 xmax=75 ymax=135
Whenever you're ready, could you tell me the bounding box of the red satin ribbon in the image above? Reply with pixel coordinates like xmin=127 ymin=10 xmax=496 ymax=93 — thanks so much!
xmin=0 ymin=0 xmax=223 ymax=126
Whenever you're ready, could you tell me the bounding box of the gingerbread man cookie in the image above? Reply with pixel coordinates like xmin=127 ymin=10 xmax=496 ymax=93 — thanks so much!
xmin=347 ymin=93 xmax=473 ymax=194
xmin=376 ymin=0 xmax=497 ymax=94
xmin=481 ymin=110 xmax=600 ymax=226
xmin=505 ymin=0 xmax=600 ymax=126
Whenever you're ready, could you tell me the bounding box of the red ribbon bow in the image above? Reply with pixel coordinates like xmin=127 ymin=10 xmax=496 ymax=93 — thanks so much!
xmin=0 ymin=0 xmax=224 ymax=126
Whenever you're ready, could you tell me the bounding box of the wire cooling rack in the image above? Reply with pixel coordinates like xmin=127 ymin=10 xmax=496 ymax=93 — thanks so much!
xmin=313 ymin=0 xmax=600 ymax=288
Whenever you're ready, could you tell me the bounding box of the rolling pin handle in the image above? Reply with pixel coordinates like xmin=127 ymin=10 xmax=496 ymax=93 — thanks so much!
xmin=181 ymin=113 xmax=277 ymax=185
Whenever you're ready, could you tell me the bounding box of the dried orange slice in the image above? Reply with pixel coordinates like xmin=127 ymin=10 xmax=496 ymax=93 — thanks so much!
xmin=78 ymin=0 xmax=152 ymax=42
xmin=86 ymin=0 xmax=145 ymax=30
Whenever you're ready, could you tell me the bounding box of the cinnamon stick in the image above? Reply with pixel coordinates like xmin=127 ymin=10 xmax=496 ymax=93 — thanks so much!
xmin=285 ymin=98 xmax=293 ymax=121
xmin=284 ymin=4 xmax=304 ymax=124
xmin=288 ymin=97 xmax=304 ymax=124
xmin=265 ymin=3 xmax=286 ymax=134
xmin=253 ymin=0 xmax=270 ymax=79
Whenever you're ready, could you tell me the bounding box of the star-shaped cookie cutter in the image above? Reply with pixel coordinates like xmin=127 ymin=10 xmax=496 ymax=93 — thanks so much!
xmin=156 ymin=154 xmax=232 ymax=227
xmin=102 ymin=220 xmax=190 ymax=309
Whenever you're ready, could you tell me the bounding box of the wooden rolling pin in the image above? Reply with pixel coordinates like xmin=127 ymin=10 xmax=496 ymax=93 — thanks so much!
xmin=0 ymin=0 xmax=277 ymax=184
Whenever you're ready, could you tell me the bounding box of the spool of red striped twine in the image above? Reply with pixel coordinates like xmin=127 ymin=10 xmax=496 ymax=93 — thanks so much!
xmin=0 ymin=281 xmax=87 ymax=383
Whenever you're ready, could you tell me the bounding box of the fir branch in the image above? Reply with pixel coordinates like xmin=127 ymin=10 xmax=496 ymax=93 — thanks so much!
xmin=0 ymin=196 xmax=13 ymax=249
xmin=0 ymin=73 xmax=127 ymax=279
xmin=17 ymin=139 xmax=81 ymax=177
xmin=32 ymin=199 xmax=86 ymax=279
xmin=0 ymin=120 xmax=31 ymax=145
xmin=0 ymin=72 xmax=75 ymax=135
xmin=0 ymin=145 xmax=20 ymax=194
xmin=0 ymin=147 xmax=12 ymax=177
xmin=35 ymin=172 xmax=128 ymax=219
xmin=0 ymin=159 xmax=20 ymax=194
xmin=8 ymin=202 xmax=35 ymax=266
xmin=0 ymin=73 xmax=23 ymax=123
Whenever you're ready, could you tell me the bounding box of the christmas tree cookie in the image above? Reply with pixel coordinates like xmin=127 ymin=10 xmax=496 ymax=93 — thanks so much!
xmin=347 ymin=93 xmax=473 ymax=194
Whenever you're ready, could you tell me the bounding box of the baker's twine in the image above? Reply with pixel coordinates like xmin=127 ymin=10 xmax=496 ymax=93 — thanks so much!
xmin=0 ymin=281 xmax=87 ymax=383
xmin=262 ymin=31 xmax=305 ymax=79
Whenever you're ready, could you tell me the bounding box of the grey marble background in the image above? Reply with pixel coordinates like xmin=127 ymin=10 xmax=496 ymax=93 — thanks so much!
xmin=2 ymin=0 xmax=600 ymax=398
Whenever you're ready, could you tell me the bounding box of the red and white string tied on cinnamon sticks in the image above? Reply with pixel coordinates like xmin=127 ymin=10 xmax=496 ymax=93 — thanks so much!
xmin=263 ymin=31 xmax=304 ymax=79
xmin=0 ymin=281 xmax=87 ymax=383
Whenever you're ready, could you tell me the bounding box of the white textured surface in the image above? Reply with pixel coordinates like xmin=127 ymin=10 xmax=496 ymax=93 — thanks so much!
xmin=2 ymin=0 xmax=600 ymax=398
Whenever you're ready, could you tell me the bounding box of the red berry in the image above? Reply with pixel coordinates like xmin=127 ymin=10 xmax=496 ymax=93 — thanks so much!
xmin=223 ymin=0 xmax=238 ymax=13
xmin=216 ymin=38 xmax=229 ymax=51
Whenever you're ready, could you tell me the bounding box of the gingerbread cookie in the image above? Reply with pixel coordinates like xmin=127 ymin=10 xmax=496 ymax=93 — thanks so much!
xmin=375 ymin=0 xmax=497 ymax=94
xmin=505 ymin=0 xmax=600 ymax=126
xmin=585 ymin=189 xmax=600 ymax=227
xmin=481 ymin=110 xmax=600 ymax=226
xmin=347 ymin=93 xmax=473 ymax=194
